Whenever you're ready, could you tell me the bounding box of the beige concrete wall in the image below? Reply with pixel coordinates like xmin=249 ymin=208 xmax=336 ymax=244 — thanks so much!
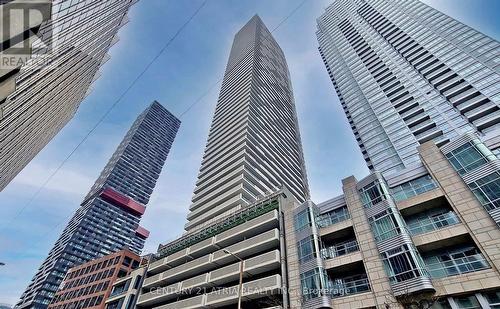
xmin=283 ymin=197 xmax=304 ymax=308
xmin=418 ymin=141 xmax=500 ymax=296
xmin=341 ymin=176 xmax=400 ymax=308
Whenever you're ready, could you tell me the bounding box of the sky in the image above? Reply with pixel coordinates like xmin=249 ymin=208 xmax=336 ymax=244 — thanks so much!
xmin=1 ymin=0 xmax=499 ymax=304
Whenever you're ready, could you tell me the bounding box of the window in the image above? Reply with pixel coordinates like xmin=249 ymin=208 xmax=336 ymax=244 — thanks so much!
xmin=106 ymin=300 xmax=120 ymax=309
xmin=125 ymin=295 xmax=136 ymax=309
xmin=360 ymin=181 xmax=388 ymax=208
xmin=382 ymin=245 xmax=424 ymax=283
xmin=369 ymin=209 xmax=400 ymax=241
xmin=446 ymin=142 xmax=488 ymax=175
xmin=294 ymin=209 xmax=311 ymax=231
xmin=95 ymin=296 xmax=103 ymax=307
xmin=297 ymin=236 xmax=316 ymax=263
xmin=123 ymin=257 xmax=132 ymax=267
xmin=432 ymin=299 xmax=452 ymax=309
xmin=316 ymin=206 xmax=350 ymax=227
xmin=484 ymin=291 xmax=500 ymax=309
xmin=133 ymin=275 xmax=143 ymax=289
xmin=469 ymin=172 xmax=500 ymax=211
xmin=391 ymin=175 xmax=437 ymax=201
xmin=454 ymin=295 xmax=481 ymax=309
xmin=300 ymin=268 xmax=325 ymax=300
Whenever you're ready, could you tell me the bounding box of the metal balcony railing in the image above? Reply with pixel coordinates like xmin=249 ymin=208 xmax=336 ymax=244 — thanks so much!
xmin=320 ymin=240 xmax=359 ymax=259
xmin=317 ymin=207 xmax=350 ymax=228
xmin=328 ymin=275 xmax=370 ymax=298
xmin=406 ymin=211 xmax=460 ymax=236
xmin=425 ymin=254 xmax=489 ymax=278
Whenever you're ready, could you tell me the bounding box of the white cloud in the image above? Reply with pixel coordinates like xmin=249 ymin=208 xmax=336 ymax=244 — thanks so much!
xmin=12 ymin=162 xmax=95 ymax=197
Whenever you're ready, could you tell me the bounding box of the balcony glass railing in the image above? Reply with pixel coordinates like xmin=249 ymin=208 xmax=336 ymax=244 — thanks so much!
xmin=424 ymin=253 xmax=489 ymax=278
xmin=328 ymin=275 xmax=370 ymax=298
xmin=320 ymin=240 xmax=359 ymax=259
xmin=406 ymin=211 xmax=460 ymax=236
xmin=317 ymin=207 xmax=350 ymax=228
xmin=391 ymin=175 xmax=437 ymax=201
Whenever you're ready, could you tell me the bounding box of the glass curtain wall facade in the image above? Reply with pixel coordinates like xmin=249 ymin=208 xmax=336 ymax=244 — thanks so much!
xmin=316 ymin=0 xmax=500 ymax=177
xmin=0 ymin=0 xmax=139 ymax=191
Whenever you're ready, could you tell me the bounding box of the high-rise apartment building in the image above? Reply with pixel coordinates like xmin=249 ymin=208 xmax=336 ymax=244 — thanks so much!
xmin=184 ymin=14 xmax=309 ymax=232
xmin=0 ymin=0 xmax=139 ymax=191
xmin=316 ymin=0 xmax=500 ymax=177
xmin=293 ymin=0 xmax=500 ymax=308
xmin=0 ymin=0 xmax=51 ymax=104
xmin=288 ymin=140 xmax=500 ymax=309
xmin=137 ymin=15 xmax=309 ymax=308
xmin=16 ymin=101 xmax=180 ymax=309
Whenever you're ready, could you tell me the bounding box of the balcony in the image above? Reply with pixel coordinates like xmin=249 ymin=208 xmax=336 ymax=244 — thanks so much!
xmin=144 ymin=229 xmax=280 ymax=289
xmin=321 ymin=240 xmax=359 ymax=260
xmin=406 ymin=210 xmax=460 ymax=236
xmin=137 ymin=250 xmax=281 ymax=307
xmin=144 ymin=275 xmax=282 ymax=309
xmin=149 ymin=210 xmax=279 ymax=275
xmin=205 ymin=274 xmax=282 ymax=307
xmin=422 ymin=244 xmax=490 ymax=279
xmin=328 ymin=274 xmax=371 ymax=298
xmin=425 ymin=254 xmax=489 ymax=279
xmin=324 ymin=261 xmax=371 ymax=299
xmin=316 ymin=206 xmax=350 ymax=228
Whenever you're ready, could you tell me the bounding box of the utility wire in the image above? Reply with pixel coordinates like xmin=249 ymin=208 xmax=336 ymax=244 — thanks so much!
xmin=6 ymin=0 xmax=310 ymax=245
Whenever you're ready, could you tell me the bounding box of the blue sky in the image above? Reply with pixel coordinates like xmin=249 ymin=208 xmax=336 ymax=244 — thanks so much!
xmin=1 ymin=0 xmax=499 ymax=304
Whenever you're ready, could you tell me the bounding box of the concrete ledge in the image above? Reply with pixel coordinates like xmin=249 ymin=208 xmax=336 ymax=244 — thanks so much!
xmin=432 ymin=269 xmax=500 ymax=296
xmin=323 ymin=251 xmax=362 ymax=271
xmin=396 ymin=188 xmax=444 ymax=213
xmin=319 ymin=219 xmax=353 ymax=237
xmin=412 ymin=224 xmax=468 ymax=251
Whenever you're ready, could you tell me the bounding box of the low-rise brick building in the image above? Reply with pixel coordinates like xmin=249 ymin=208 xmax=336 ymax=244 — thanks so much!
xmin=48 ymin=250 xmax=141 ymax=309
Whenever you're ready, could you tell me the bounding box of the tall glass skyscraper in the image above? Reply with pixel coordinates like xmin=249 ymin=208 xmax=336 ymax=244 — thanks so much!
xmin=16 ymin=101 xmax=180 ymax=309
xmin=0 ymin=0 xmax=139 ymax=191
xmin=185 ymin=14 xmax=310 ymax=232
xmin=137 ymin=15 xmax=309 ymax=309
xmin=295 ymin=1 xmax=500 ymax=308
xmin=316 ymin=0 xmax=500 ymax=177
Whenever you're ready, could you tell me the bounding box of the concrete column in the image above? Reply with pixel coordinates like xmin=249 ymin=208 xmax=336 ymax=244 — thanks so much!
xmin=341 ymin=176 xmax=401 ymax=308
xmin=418 ymin=142 xmax=500 ymax=272
xmin=283 ymin=196 xmax=303 ymax=308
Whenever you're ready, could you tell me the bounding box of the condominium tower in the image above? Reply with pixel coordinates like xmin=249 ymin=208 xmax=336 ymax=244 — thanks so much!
xmin=137 ymin=15 xmax=310 ymax=308
xmin=0 ymin=0 xmax=51 ymax=104
xmin=17 ymin=101 xmax=180 ymax=309
xmin=294 ymin=0 xmax=500 ymax=308
xmin=316 ymin=0 xmax=500 ymax=177
xmin=0 ymin=0 xmax=138 ymax=191
xmin=184 ymin=14 xmax=310 ymax=232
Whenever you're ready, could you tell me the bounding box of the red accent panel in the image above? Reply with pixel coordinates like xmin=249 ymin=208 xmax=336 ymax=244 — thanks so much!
xmin=135 ymin=226 xmax=150 ymax=239
xmin=100 ymin=187 xmax=145 ymax=216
